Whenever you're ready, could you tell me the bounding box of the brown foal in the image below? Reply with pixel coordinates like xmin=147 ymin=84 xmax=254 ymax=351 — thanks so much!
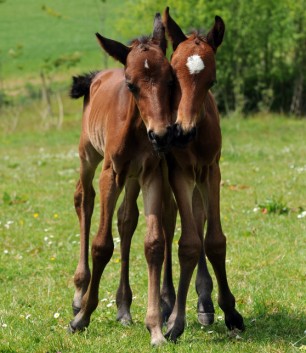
xmin=162 ymin=7 xmax=245 ymax=341
xmin=68 ymin=14 xmax=174 ymax=346
xmin=115 ymin=7 xmax=245 ymax=343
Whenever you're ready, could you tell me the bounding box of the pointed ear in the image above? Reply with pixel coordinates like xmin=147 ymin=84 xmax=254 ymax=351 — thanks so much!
xmin=152 ymin=13 xmax=167 ymax=55
xmin=95 ymin=32 xmax=130 ymax=65
xmin=162 ymin=7 xmax=187 ymax=51
xmin=206 ymin=16 xmax=225 ymax=52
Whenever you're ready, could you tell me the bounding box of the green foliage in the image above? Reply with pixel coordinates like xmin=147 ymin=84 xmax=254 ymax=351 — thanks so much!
xmin=0 ymin=0 xmax=305 ymax=115
xmin=115 ymin=0 xmax=306 ymax=115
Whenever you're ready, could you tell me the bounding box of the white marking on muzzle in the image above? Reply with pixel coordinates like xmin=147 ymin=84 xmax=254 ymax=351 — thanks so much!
xmin=186 ymin=55 xmax=205 ymax=75
xmin=144 ymin=59 xmax=149 ymax=69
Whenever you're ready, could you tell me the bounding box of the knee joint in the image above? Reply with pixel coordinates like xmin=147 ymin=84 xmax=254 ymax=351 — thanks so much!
xmin=204 ymin=234 xmax=226 ymax=259
xmin=91 ymin=239 xmax=114 ymax=263
xmin=178 ymin=237 xmax=202 ymax=263
xmin=144 ymin=238 xmax=165 ymax=264
xmin=74 ymin=270 xmax=90 ymax=288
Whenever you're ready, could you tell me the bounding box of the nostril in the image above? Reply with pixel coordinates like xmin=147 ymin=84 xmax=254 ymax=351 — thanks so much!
xmin=148 ymin=130 xmax=155 ymax=142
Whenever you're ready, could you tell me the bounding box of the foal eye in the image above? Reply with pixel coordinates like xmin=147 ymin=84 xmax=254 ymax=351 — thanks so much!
xmin=126 ymin=82 xmax=137 ymax=93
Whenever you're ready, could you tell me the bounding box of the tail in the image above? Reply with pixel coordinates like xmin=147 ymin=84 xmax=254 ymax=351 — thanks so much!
xmin=70 ymin=71 xmax=98 ymax=99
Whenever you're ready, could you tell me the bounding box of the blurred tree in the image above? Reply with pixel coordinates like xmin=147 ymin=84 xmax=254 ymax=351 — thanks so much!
xmin=115 ymin=0 xmax=305 ymax=116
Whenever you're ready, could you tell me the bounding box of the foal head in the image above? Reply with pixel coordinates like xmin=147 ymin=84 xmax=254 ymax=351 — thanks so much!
xmin=96 ymin=14 xmax=173 ymax=152
xmin=163 ymin=7 xmax=225 ymax=146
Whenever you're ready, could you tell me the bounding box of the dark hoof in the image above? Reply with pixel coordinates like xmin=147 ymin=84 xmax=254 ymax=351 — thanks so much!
xmin=198 ymin=312 xmax=214 ymax=326
xmin=67 ymin=322 xmax=77 ymax=334
xmin=165 ymin=322 xmax=184 ymax=343
xmin=197 ymin=298 xmax=214 ymax=326
xmin=72 ymin=304 xmax=81 ymax=316
xmin=225 ymin=310 xmax=245 ymax=331
xmin=68 ymin=316 xmax=90 ymax=334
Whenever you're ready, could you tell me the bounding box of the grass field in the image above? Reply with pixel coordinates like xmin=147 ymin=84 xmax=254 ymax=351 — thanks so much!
xmin=0 ymin=103 xmax=305 ymax=352
xmin=0 ymin=0 xmax=126 ymax=80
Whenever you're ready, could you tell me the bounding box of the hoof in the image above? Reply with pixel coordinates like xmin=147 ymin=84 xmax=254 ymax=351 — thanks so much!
xmin=151 ymin=335 xmax=167 ymax=347
xmin=198 ymin=312 xmax=214 ymax=326
xmin=225 ymin=310 xmax=245 ymax=331
xmin=165 ymin=323 xmax=184 ymax=343
xmin=116 ymin=313 xmax=132 ymax=326
xmin=68 ymin=314 xmax=90 ymax=334
xmin=67 ymin=322 xmax=77 ymax=334
xmin=164 ymin=329 xmax=179 ymax=343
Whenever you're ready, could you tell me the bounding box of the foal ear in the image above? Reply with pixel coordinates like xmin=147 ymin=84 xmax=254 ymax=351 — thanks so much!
xmin=96 ymin=32 xmax=130 ymax=65
xmin=152 ymin=13 xmax=167 ymax=55
xmin=162 ymin=7 xmax=187 ymax=51
xmin=206 ymin=16 xmax=225 ymax=52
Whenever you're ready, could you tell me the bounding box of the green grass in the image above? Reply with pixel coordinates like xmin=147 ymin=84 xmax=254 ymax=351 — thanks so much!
xmin=0 ymin=105 xmax=305 ymax=352
xmin=0 ymin=0 xmax=126 ymax=81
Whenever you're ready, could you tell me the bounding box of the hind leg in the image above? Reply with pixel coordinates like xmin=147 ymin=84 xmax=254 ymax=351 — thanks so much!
xmin=116 ymin=179 xmax=140 ymax=325
xmin=202 ymin=162 xmax=244 ymax=331
xmin=72 ymin=144 xmax=102 ymax=316
xmin=69 ymin=162 xmax=122 ymax=332
xmin=193 ymin=186 xmax=215 ymax=326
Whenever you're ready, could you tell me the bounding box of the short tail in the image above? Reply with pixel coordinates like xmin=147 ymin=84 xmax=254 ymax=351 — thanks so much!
xmin=70 ymin=71 xmax=98 ymax=99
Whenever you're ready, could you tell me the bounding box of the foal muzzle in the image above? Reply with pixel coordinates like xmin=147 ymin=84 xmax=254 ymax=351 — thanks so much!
xmin=172 ymin=123 xmax=197 ymax=147
xmin=147 ymin=125 xmax=173 ymax=152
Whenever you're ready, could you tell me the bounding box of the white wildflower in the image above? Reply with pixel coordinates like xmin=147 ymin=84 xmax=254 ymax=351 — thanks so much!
xmin=297 ymin=211 xmax=306 ymax=219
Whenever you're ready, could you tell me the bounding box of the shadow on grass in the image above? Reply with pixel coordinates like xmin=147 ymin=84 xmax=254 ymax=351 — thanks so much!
xmin=187 ymin=304 xmax=305 ymax=347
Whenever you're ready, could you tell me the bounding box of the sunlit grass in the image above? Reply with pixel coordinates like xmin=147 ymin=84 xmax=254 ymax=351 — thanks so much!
xmin=0 ymin=111 xmax=305 ymax=352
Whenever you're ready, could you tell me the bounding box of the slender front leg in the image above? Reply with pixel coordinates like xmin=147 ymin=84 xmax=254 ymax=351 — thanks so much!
xmin=141 ymin=165 xmax=166 ymax=346
xmin=69 ymin=162 xmax=121 ymax=332
xmin=193 ymin=186 xmax=215 ymax=326
xmin=202 ymin=162 xmax=244 ymax=331
xmin=73 ymin=149 xmax=102 ymax=316
xmin=116 ymin=179 xmax=140 ymax=325
xmin=165 ymin=166 xmax=201 ymax=342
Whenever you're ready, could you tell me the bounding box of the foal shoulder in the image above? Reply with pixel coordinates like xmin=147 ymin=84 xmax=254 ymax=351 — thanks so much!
xmin=90 ymin=68 xmax=125 ymax=96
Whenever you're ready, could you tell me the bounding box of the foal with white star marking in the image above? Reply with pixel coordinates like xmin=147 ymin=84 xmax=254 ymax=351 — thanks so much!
xmin=162 ymin=7 xmax=245 ymax=341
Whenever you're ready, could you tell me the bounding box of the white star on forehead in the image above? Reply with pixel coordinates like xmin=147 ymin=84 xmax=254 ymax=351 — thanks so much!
xmin=144 ymin=59 xmax=149 ymax=69
xmin=186 ymin=54 xmax=205 ymax=75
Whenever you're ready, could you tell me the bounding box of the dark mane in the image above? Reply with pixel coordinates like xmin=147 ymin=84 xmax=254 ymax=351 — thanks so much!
xmin=128 ymin=35 xmax=151 ymax=46
xmin=189 ymin=31 xmax=208 ymax=43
